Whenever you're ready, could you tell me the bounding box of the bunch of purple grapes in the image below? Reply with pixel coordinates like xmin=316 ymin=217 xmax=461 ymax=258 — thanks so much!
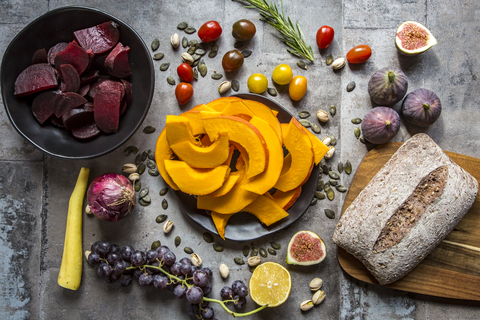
xmin=219 ymin=280 xmax=249 ymax=308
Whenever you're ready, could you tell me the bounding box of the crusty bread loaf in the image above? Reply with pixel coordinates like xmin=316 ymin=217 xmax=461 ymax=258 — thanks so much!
xmin=332 ymin=133 xmax=478 ymax=285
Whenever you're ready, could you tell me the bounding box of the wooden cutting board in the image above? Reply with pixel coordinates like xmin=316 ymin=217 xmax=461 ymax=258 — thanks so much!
xmin=338 ymin=142 xmax=480 ymax=301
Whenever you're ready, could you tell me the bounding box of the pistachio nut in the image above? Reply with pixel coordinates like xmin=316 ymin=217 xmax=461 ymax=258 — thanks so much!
xmin=316 ymin=110 xmax=329 ymax=123
xmin=309 ymin=277 xmax=323 ymax=291
xmin=218 ymin=81 xmax=231 ymax=94
xmin=181 ymin=52 xmax=194 ymax=65
xmin=170 ymin=33 xmax=180 ymax=49
xmin=321 ymin=136 xmax=331 ymax=146
xmin=247 ymin=256 xmax=261 ymax=267
xmin=163 ymin=220 xmax=174 ymax=233
xmin=324 ymin=146 xmax=335 ymax=160
xmin=331 ymin=57 xmax=346 ymax=70
xmin=85 ymin=205 xmax=92 ymax=215
xmin=122 ymin=163 xmax=137 ymax=174
xmin=219 ymin=263 xmax=229 ymax=279
xmin=191 ymin=253 xmax=202 ymax=267
xmin=128 ymin=173 xmax=140 ymax=182
xmin=84 ymin=250 xmax=91 ymax=261
xmin=300 ymin=300 xmax=315 ymax=311
xmin=312 ymin=290 xmax=326 ymax=305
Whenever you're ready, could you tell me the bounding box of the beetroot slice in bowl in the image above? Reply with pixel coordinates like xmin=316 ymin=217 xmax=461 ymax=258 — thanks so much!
xmin=32 ymin=48 xmax=47 ymax=64
xmin=51 ymin=92 xmax=88 ymax=117
xmin=72 ymin=122 xmax=101 ymax=139
xmin=78 ymin=83 xmax=90 ymax=96
xmin=31 ymin=91 xmax=57 ymax=124
xmin=88 ymin=78 xmax=124 ymax=100
xmin=47 ymin=42 xmax=68 ymax=65
xmin=59 ymin=64 xmax=80 ymax=93
xmin=105 ymin=42 xmax=131 ymax=78
xmin=62 ymin=103 xmax=95 ymax=131
xmin=14 ymin=63 xmax=58 ymax=97
xmin=74 ymin=21 xmax=120 ymax=55
xmin=80 ymin=69 xmax=100 ymax=86
xmin=94 ymin=90 xmax=122 ymax=133
xmin=54 ymin=42 xmax=90 ymax=75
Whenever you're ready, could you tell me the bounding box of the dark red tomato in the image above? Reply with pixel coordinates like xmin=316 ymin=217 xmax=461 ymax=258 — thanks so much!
xmin=346 ymin=45 xmax=372 ymax=64
xmin=316 ymin=25 xmax=334 ymax=49
xmin=222 ymin=49 xmax=244 ymax=72
xmin=198 ymin=21 xmax=222 ymax=43
xmin=177 ymin=63 xmax=193 ymax=82
xmin=175 ymin=82 xmax=193 ymax=105
xmin=232 ymin=19 xmax=256 ymax=41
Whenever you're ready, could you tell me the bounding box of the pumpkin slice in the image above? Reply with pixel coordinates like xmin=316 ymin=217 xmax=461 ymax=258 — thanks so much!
xmin=154 ymin=129 xmax=179 ymax=190
xmin=207 ymin=171 xmax=241 ymax=197
xmin=274 ymin=118 xmax=314 ymax=192
xmin=243 ymin=116 xmax=284 ymax=194
xmin=197 ymin=182 xmax=258 ymax=214
xmin=170 ymin=131 xmax=230 ymax=168
xmin=211 ymin=211 xmax=234 ymax=240
xmin=165 ymin=115 xmax=201 ymax=146
xmin=243 ymin=194 xmax=289 ymax=226
xmin=221 ymin=100 xmax=254 ymax=121
xmin=241 ymin=99 xmax=282 ymax=143
xmin=201 ymin=115 xmax=268 ymax=179
xmin=180 ymin=109 xmax=222 ymax=136
xmin=271 ymin=187 xmax=302 ymax=211
xmin=164 ymin=160 xmax=230 ymax=195
xmin=302 ymin=127 xmax=329 ymax=165
xmin=281 ymin=153 xmax=292 ymax=176
xmin=206 ymin=96 xmax=243 ymax=112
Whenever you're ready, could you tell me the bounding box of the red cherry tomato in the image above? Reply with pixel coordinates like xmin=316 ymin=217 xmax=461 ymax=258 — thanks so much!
xmin=346 ymin=45 xmax=372 ymax=64
xmin=316 ymin=25 xmax=334 ymax=49
xmin=177 ymin=63 xmax=193 ymax=82
xmin=198 ymin=21 xmax=223 ymax=42
xmin=175 ymin=82 xmax=194 ymax=105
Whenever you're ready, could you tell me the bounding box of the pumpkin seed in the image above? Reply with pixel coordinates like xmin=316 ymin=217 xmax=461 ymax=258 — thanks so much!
xmin=167 ymin=77 xmax=176 ymax=85
xmin=134 ymin=180 xmax=141 ymax=192
xmin=347 ymin=81 xmax=356 ymax=92
xmin=326 ymin=54 xmax=334 ymax=66
xmin=147 ymin=149 xmax=155 ymax=160
xmin=326 ymin=188 xmax=335 ymax=201
xmin=193 ymin=68 xmax=198 ymax=80
xmin=208 ymin=50 xmax=218 ymax=58
xmin=268 ymin=248 xmax=277 ymax=256
xmin=124 ymin=145 xmax=138 ymax=156
xmin=298 ymin=119 xmax=311 ymax=128
xmin=251 ymin=248 xmax=258 ymax=257
xmin=329 ymin=179 xmax=338 ymax=186
xmin=234 ymin=41 xmax=244 ymax=48
xmin=192 ymin=54 xmax=202 ymax=62
xmin=321 ymin=164 xmax=330 ymax=175
xmin=142 ymin=151 xmax=148 ymax=161
xmin=297 ymin=60 xmax=307 ymax=70
xmin=139 ymin=188 xmax=149 ymax=199
xmin=143 ymin=126 xmax=156 ymax=134
xmin=211 ymin=44 xmax=219 ymax=52
xmin=243 ymin=245 xmax=250 ymax=257
xmin=199 ymin=64 xmax=207 ymax=77
xmin=267 ymin=87 xmax=277 ymax=96
xmin=345 ymin=160 xmax=352 ymax=174
xmin=148 ymin=169 xmax=159 ymax=176
xmin=310 ymin=198 xmax=318 ymax=206
xmin=354 ymin=127 xmax=361 ymax=139
xmin=187 ymin=46 xmax=196 ymax=55
xmin=213 ymin=243 xmax=224 ymax=252
xmin=188 ymin=39 xmax=198 ymax=47
xmin=195 ymin=48 xmax=206 ymax=56
xmin=317 ymin=180 xmax=324 ymax=191
xmin=336 ymin=185 xmax=347 ymax=193
xmin=156 ymin=214 xmax=168 ymax=223
xmin=162 ymin=198 xmax=168 ymax=210
xmin=249 ymin=266 xmax=256 ymax=273
xmin=153 ymin=52 xmax=164 ymax=60
xmin=182 ymin=37 xmax=188 ymax=48
xmin=160 ymin=63 xmax=170 ymax=71
xmin=299 ymin=111 xmax=311 ymax=119
xmin=139 ymin=198 xmax=150 ymax=206
xmin=198 ymin=58 xmax=205 ymax=67
xmin=231 ymin=79 xmax=240 ymax=92
xmin=311 ymin=123 xmax=321 ymax=134
xmin=241 ymin=50 xmax=252 ymax=58
xmin=338 ymin=162 xmax=344 ymax=173
xmin=315 ymin=191 xmax=326 ymax=200
xmin=177 ymin=22 xmax=188 ymax=30
xmin=184 ymin=247 xmax=194 ymax=254
xmin=234 ymin=257 xmax=245 ymax=265
xmin=142 ymin=195 xmax=151 ymax=203
xmin=324 ymin=183 xmax=331 ymax=191
xmin=151 ymin=38 xmax=160 ymax=51
xmin=325 ymin=209 xmax=335 ymax=219
xmin=329 ymin=105 xmax=336 ymax=116
xmin=184 ymin=26 xmax=196 ymax=34
xmin=211 ymin=73 xmax=223 ymax=80
xmin=175 ymin=236 xmax=181 ymax=247
xmin=330 ymin=134 xmax=337 ymax=146
xmin=270 ymin=242 xmax=281 ymax=250
xmin=329 ymin=171 xmax=340 ymax=179
xmin=146 ymin=159 xmax=156 ymax=169
xmin=159 ymin=188 xmax=168 ymax=196
xmin=137 ymin=163 xmax=146 ymax=175
xmin=203 ymin=232 xmax=214 ymax=243
xmin=360 ymin=136 xmax=366 ymax=144
xmin=151 ymin=240 xmax=161 ymax=250
xmin=259 ymin=248 xmax=268 ymax=258
xmin=351 ymin=117 xmax=362 ymax=124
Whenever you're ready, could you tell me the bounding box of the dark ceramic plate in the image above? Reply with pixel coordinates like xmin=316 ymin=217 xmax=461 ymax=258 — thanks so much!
xmin=173 ymin=93 xmax=320 ymax=241
xmin=0 ymin=6 xmax=154 ymax=159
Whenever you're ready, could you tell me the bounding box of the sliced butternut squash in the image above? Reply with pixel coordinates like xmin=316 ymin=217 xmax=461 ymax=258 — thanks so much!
xmin=154 ymin=128 xmax=179 ymax=190
xmin=197 ymin=183 xmax=258 ymax=214
xmin=241 ymin=99 xmax=282 ymax=143
xmin=165 ymin=115 xmax=200 ymax=146
xmin=207 ymin=171 xmax=241 ymax=197
xmin=243 ymin=194 xmax=289 ymax=226
xmin=302 ymin=127 xmax=329 ymax=165
xmin=221 ymin=100 xmax=254 ymax=120
xmin=211 ymin=211 xmax=234 ymax=240
xmin=164 ymin=160 xmax=230 ymax=195
xmin=281 ymin=152 xmax=292 ymax=176
xmin=271 ymin=187 xmax=302 ymax=211
xmin=206 ymin=96 xmax=243 ymax=112
xmin=180 ymin=110 xmax=222 ymax=136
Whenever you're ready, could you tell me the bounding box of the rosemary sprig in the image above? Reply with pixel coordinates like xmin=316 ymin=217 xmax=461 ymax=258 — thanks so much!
xmin=232 ymin=0 xmax=314 ymax=61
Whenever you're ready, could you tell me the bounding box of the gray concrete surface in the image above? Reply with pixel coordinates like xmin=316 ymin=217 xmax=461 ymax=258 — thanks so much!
xmin=1 ymin=0 xmax=480 ymax=319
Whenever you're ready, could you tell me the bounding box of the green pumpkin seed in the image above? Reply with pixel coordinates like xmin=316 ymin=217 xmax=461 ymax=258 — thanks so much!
xmin=267 ymin=87 xmax=277 ymax=96
xmin=162 ymin=198 xmax=168 ymax=210
xmin=193 ymin=68 xmax=198 ymax=80
xmin=321 ymin=164 xmax=330 ymax=175
xmin=310 ymin=198 xmax=318 ymax=206
xmin=208 ymin=50 xmax=218 ymax=58
xmin=177 ymin=22 xmax=188 ymax=30
xmin=243 ymin=245 xmax=250 ymax=257
xmin=137 ymin=163 xmax=146 ymax=175
xmin=199 ymin=64 xmax=207 ymax=77
xmin=326 ymin=188 xmax=335 ymax=201
xmin=203 ymin=232 xmax=214 ymax=243
xmin=147 ymin=149 xmax=155 ymax=160
xmin=315 ymin=191 xmax=326 ymax=200
xmin=188 ymin=39 xmax=198 ymax=47
xmin=324 ymin=182 xmax=331 ymax=190
xmin=297 ymin=60 xmax=307 ymax=70
xmin=143 ymin=126 xmax=156 ymax=134
xmin=175 ymin=236 xmax=181 ymax=247
xmin=213 ymin=243 xmax=224 ymax=252
xmin=134 ymin=180 xmax=141 ymax=192
xmin=311 ymin=123 xmax=321 ymax=134
xmin=182 ymin=37 xmax=188 ymax=48
xmin=167 ymin=77 xmax=176 ymax=85
xmin=195 ymin=48 xmax=206 ymax=55
xmin=142 ymin=195 xmax=151 ymax=203
xmin=151 ymin=38 xmax=160 ymax=51
xmin=347 ymin=81 xmax=356 ymax=92
xmin=329 ymin=171 xmax=340 ymax=179
xmin=345 ymin=160 xmax=352 ymax=174
xmin=139 ymin=188 xmax=149 ymax=199
xmin=231 ymin=79 xmax=240 ymax=92
xmin=184 ymin=26 xmax=196 ymax=34
xmin=329 ymin=179 xmax=338 ymax=186
xmin=317 ymin=180 xmax=324 ymax=191
xmin=299 ymin=111 xmax=311 ymax=119
xmin=156 ymin=214 xmax=167 ymax=223
xmin=153 ymin=52 xmax=164 ymax=60
xmin=124 ymin=145 xmax=138 ymax=156
xmin=211 ymin=44 xmax=219 ymax=52
xmin=139 ymin=198 xmax=150 ymax=206
xmin=241 ymin=50 xmax=252 ymax=58
xmin=249 ymin=266 xmax=256 ymax=273
xmin=326 ymin=54 xmax=334 ymax=66
xmin=135 ymin=153 xmax=142 ymax=165
xmin=351 ymin=117 xmax=362 ymax=124
xmin=268 ymin=248 xmax=277 ymax=256
xmin=151 ymin=240 xmax=161 ymax=250
xmin=211 ymin=73 xmax=223 ymax=80
xmin=234 ymin=257 xmax=245 ymax=265
xmin=259 ymin=248 xmax=268 ymax=258
xmin=360 ymin=136 xmax=366 ymax=144
xmin=192 ymin=53 xmax=201 ymax=62
xmin=338 ymin=162 xmax=344 ymax=173
xmin=148 ymin=169 xmax=159 ymax=176
xmin=251 ymin=248 xmax=258 ymax=257
xmin=298 ymin=119 xmax=311 ymax=128
xmin=187 ymin=46 xmax=196 ymax=55
xmin=146 ymin=159 xmax=156 ymax=169
xmin=234 ymin=41 xmax=244 ymax=48
xmin=270 ymin=242 xmax=281 ymax=250
xmin=198 ymin=58 xmax=205 ymax=67
xmin=354 ymin=127 xmax=361 ymax=139
xmin=336 ymin=185 xmax=347 ymax=193
xmin=325 ymin=208 xmax=335 ymax=219
xmin=160 ymin=63 xmax=170 ymax=71
xmin=141 ymin=151 xmax=148 ymax=161
xmin=159 ymin=188 xmax=168 ymax=196
xmin=329 ymin=105 xmax=336 ymax=116
xmin=330 ymin=134 xmax=337 ymax=146
xmin=184 ymin=247 xmax=194 ymax=254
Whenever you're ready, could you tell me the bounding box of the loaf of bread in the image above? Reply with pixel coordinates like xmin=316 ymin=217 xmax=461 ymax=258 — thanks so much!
xmin=332 ymin=133 xmax=478 ymax=285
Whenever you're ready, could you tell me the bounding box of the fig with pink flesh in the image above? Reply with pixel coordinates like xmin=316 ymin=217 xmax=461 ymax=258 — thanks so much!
xmin=54 ymin=42 xmax=90 ymax=75
xmin=402 ymin=88 xmax=441 ymax=127
xmin=396 ymin=21 xmax=437 ymax=56
xmin=31 ymin=91 xmax=57 ymax=124
xmin=14 ymin=63 xmax=58 ymax=96
xmin=361 ymin=107 xmax=401 ymax=145
xmin=286 ymin=230 xmax=327 ymax=266
xmin=32 ymin=48 xmax=47 ymax=64
xmin=47 ymin=42 xmax=68 ymax=65
xmin=104 ymin=42 xmax=132 ymax=78
xmin=51 ymin=92 xmax=88 ymax=117
xmin=59 ymin=64 xmax=80 ymax=93
xmin=94 ymin=90 xmax=123 ymax=133
xmin=74 ymin=21 xmax=120 ymax=54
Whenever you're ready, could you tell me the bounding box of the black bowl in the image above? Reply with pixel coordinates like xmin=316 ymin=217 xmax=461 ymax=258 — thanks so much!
xmin=0 ymin=6 xmax=154 ymax=159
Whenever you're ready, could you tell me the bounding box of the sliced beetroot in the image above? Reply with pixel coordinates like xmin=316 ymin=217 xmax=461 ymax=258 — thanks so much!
xmin=50 ymin=115 xmax=64 ymax=128
xmin=104 ymin=42 xmax=132 ymax=78
xmin=51 ymin=92 xmax=88 ymax=117
xmin=86 ymin=48 xmax=95 ymax=70
xmin=32 ymin=48 xmax=47 ymax=64
xmin=62 ymin=103 xmax=95 ymax=131
xmin=94 ymin=90 xmax=122 ymax=133
xmin=74 ymin=21 xmax=120 ymax=55
xmin=59 ymin=64 xmax=80 ymax=93
xmin=88 ymin=78 xmax=124 ymax=100
xmin=14 ymin=63 xmax=58 ymax=97
xmin=120 ymin=79 xmax=132 ymax=114
xmin=47 ymin=42 xmax=68 ymax=65
xmin=31 ymin=91 xmax=57 ymax=124
xmin=80 ymin=69 xmax=100 ymax=86
xmin=72 ymin=122 xmax=101 ymax=139
xmin=78 ymin=83 xmax=90 ymax=96
xmin=54 ymin=42 xmax=90 ymax=75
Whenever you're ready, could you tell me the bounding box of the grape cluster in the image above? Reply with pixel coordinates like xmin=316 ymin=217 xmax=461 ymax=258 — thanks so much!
xmin=220 ymin=279 xmax=249 ymax=308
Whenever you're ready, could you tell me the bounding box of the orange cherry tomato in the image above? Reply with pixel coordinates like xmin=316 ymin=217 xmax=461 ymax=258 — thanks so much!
xmin=346 ymin=45 xmax=372 ymax=64
xmin=175 ymin=82 xmax=193 ymax=105
xmin=288 ymin=76 xmax=307 ymax=101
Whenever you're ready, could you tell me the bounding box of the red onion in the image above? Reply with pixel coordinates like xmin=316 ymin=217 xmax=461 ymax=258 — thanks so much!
xmin=86 ymin=173 xmax=136 ymax=222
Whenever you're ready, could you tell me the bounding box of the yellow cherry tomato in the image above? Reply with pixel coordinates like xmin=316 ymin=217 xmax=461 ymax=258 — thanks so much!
xmin=289 ymin=75 xmax=307 ymax=101
xmin=272 ymin=64 xmax=293 ymax=85
xmin=247 ymin=73 xmax=268 ymax=94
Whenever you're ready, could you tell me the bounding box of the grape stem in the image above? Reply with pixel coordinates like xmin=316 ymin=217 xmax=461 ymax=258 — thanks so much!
xmin=128 ymin=264 xmax=269 ymax=318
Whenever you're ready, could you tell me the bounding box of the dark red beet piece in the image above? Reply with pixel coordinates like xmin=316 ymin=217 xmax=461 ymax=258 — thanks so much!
xmin=80 ymin=69 xmax=100 ymax=86
xmin=74 ymin=21 xmax=120 ymax=54
xmin=88 ymin=79 xmax=124 ymax=100
xmin=51 ymin=92 xmax=88 ymax=117
xmin=62 ymin=103 xmax=95 ymax=131
xmin=72 ymin=122 xmax=101 ymax=139
xmin=47 ymin=42 xmax=68 ymax=65
xmin=94 ymin=90 xmax=122 ymax=133
xmin=32 ymin=48 xmax=47 ymax=64
xmin=14 ymin=63 xmax=58 ymax=97
xmin=54 ymin=42 xmax=90 ymax=75
xmin=78 ymin=83 xmax=90 ymax=96
xmin=104 ymin=42 xmax=132 ymax=78
xmin=50 ymin=115 xmax=64 ymax=128
xmin=31 ymin=91 xmax=57 ymax=124
xmin=120 ymin=79 xmax=132 ymax=114
xmin=59 ymin=64 xmax=80 ymax=93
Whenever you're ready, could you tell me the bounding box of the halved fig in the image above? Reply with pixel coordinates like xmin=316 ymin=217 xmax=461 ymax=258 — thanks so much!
xmin=31 ymin=91 xmax=57 ymax=124
xmin=51 ymin=92 xmax=88 ymax=117
xmin=104 ymin=42 xmax=132 ymax=78
xmin=286 ymin=230 xmax=327 ymax=266
xmin=94 ymin=90 xmax=123 ymax=133
xmin=54 ymin=42 xmax=90 ymax=75
xmin=74 ymin=21 xmax=120 ymax=54
xmin=14 ymin=63 xmax=58 ymax=97
xmin=32 ymin=48 xmax=47 ymax=64
xmin=395 ymin=21 xmax=437 ymax=55
xmin=47 ymin=42 xmax=68 ymax=65
xmin=59 ymin=64 xmax=80 ymax=93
